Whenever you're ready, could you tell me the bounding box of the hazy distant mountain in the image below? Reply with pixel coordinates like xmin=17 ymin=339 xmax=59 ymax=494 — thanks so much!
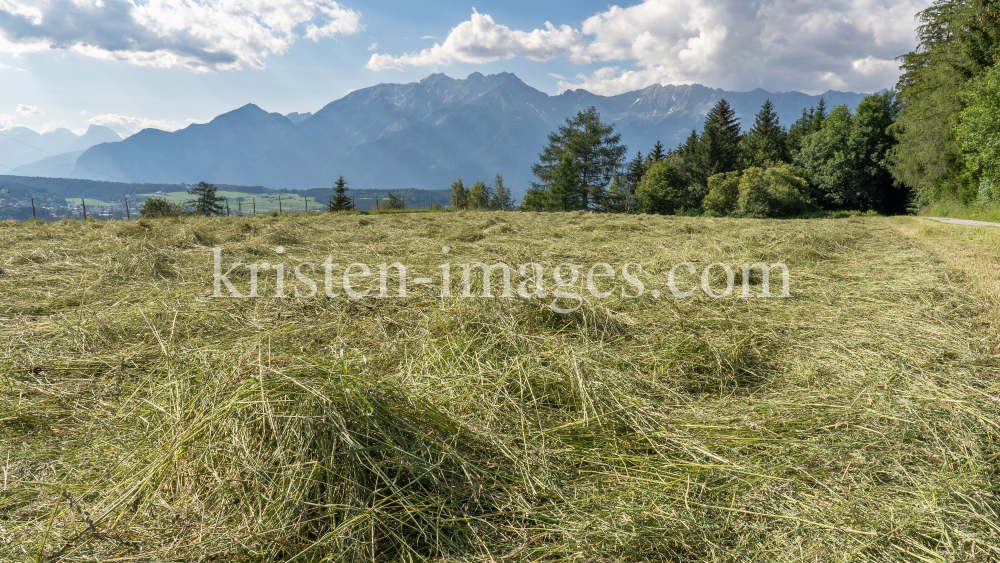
xmin=285 ymin=112 xmax=313 ymax=126
xmin=76 ymin=105 xmax=328 ymax=187
xmin=13 ymin=150 xmax=86 ymax=178
xmin=71 ymin=73 xmax=869 ymax=197
xmin=1 ymin=125 xmax=121 ymax=172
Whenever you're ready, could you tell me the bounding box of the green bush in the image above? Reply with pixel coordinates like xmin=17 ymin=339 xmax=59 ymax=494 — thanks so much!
xmin=702 ymin=172 xmax=741 ymax=216
xmin=139 ymin=197 xmax=185 ymax=219
xmin=702 ymin=164 xmax=813 ymax=218
xmin=636 ymin=158 xmax=694 ymax=214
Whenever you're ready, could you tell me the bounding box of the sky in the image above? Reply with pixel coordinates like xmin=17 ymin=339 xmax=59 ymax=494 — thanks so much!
xmin=0 ymin=0 xmax=932 ymax=137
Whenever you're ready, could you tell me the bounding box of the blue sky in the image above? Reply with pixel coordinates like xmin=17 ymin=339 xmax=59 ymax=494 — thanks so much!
xmin=0 ymin=0 xmax=931 ymax=137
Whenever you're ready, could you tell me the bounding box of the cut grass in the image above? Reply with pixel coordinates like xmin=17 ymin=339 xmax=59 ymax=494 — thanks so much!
xmin=1 ymin=212 xmax=999 ymax=561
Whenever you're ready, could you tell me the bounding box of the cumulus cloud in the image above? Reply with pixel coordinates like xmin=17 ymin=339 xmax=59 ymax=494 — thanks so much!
xmin=0 ymin=0 xmax=362 ymax=72
xmin=86 ymin=114 xmax=181 ymax=136
xmin=368 ymin=42 xmax=377 ymax=51
xmin=0 ymin=113 xmax=14 ymax=129
xmin=366 ymin=9 xmax=587 ymax=71
xmin=562 ymin=0 xmax=931 ymax=94
xmin=16 ymin=104 xmax=41 ymax=115
xmin=368 ymin=0 xmax=931 ymax=93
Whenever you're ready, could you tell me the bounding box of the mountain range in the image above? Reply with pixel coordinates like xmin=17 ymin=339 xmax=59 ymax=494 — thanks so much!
xmin=21 ymin=73 xmax=870 ymax=199
xmin=1 ymin=125 xmax=122 ymax=175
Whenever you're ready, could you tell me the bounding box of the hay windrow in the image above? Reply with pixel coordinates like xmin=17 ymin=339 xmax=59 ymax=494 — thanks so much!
xmin=1 ymin=213 xmax=999 ymax=562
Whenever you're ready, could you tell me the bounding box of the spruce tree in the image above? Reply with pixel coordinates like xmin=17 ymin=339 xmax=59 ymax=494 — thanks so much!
xmin=626 ymin=151 xmax=646 ymax=191
xmin=327 ymin=176 xmax=352 ymax=211
xmin=787 ymin=107 xmax=816 ymax=154
xmin=702 ymin=99 xmax=742 ymax=175
xmin=548 ymin=152 xmax=585 ymax=211
xmin=814 ymin=98 xmax=827 ymax=131
xmin=677 ymin=130 xmax=700 ymax=161
xmin=650 ymin=140 xmax=666 ymax=163
xmin=531 ymin=107 xmax=627 ymax=210
xmin=740 ymin=99 xmax=788 ymax=167
xmin=678 ymin=99 xmax=741 ymax=187
xmin=186 ymin=181 xmax=225 ymax=216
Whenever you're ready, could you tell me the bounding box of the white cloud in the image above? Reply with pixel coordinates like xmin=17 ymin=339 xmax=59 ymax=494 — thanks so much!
xmin=0 ymin=0 xmax=362 ymax=72
xmin=16 ymin=104 xmax=41 ymax=115
xmin=368 ymin=1 xmax=931 ymax=93
xmin=0 ymin=61 xmax=24 ymax=70
xmin=86 ymin=114 xmax=181 ymax=136
xmin=0 ymin=114 xmax=14 ymax=130
xmin=368 ymin=42 xmax=377 ymax=51
xmin=561 ymin=0 xmax=931 ymax=94
xmin=366 ymin=9 xmax=587 ymax=71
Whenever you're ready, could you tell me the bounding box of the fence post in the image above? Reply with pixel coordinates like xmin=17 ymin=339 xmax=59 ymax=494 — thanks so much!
xmin=226 ymin=198 xmax=230 ymax=216
xmin=279 ymin=195 xmax=282 ymax=214
xmin=82 ymin=198 xmax=87 ymax=220
xmin=253 ymin=198 xmax=256 ymax=216
xmin=31 ymin=197 xmax=36 ymax=220
xmin=125 ymin=196 xmax=130 ymax=220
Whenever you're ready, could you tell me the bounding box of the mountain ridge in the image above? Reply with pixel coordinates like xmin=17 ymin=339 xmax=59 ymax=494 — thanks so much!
xmin=1 ymin=125 xmax=121 ymax=173
xmin=68 ymin=73 xmax=870 ymax=197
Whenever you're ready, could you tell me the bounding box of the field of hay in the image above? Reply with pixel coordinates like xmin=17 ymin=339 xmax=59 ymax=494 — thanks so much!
xmin=2 ymin=212 xmax=999 ymax=562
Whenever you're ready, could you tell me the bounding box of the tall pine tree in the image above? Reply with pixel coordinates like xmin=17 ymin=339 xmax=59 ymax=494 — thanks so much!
xmin=328 ymin=176 xmax=352 ymax=211
xmin=740 ymin=99 xmax=788 ymax=167
xmin=703 ymin=99 xmax=742 ymax=175
xmin=187 ymin=181 xmax=225 ymax=216
xmin=548 ymin=152 xmax=585 ymax=211
xmin=650 ymin=140 xmax=666 ymax=162
xmin=678 ymin=99 xmax=741 ymax=187
xmin=531 ymin=107 xmax=627 ymax=210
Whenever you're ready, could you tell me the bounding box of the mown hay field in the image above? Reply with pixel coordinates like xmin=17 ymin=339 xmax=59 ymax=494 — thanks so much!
xmin=1 ymin=212 xmax=999 ymax=562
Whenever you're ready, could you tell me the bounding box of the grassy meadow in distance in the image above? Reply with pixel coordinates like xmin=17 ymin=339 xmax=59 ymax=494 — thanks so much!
xmin=136 ymin=191 xmax=414 ymax=214
xmin=2 ymin=212 xmax=1000 ymax=562
xmin=138 ymin=192 xmax=322 ymax=214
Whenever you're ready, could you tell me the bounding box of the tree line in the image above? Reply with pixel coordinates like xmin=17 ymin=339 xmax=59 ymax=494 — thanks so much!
xmin=892 ymin=0 xmax=1000 ymax=205
xmin=449 ymin=174 xmax=516 ymax=211
xmin=518 ymin=92 xmax=907 ymax=218
xmin=516 ymin=0 xmax=1000 ymax=218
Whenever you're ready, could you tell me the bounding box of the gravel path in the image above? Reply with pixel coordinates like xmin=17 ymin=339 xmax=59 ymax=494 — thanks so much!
xmin=925 ymin=217 xmax=1000 ymax=228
